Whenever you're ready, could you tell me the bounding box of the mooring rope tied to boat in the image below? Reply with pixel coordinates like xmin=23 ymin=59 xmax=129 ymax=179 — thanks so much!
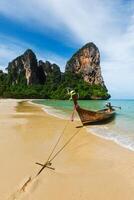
xmin=35 ymin=120 xmax=70 ymax=176
xmin=49 ymin=126 xmax=82 ymax=162
xmin=46 ymin=120 xmax=70 ymax=162
xmin=7 ymin=120 xmax=83 ymax=200
xmin=35 ymin=122 xmax=83 ymax=176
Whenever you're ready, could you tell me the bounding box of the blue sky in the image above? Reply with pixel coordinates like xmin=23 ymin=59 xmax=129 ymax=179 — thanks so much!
xmin=0 ymin=0 xmax=134 ymax=98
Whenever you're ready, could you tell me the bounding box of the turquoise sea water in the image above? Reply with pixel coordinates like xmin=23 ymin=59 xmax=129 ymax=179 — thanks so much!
xmin=33 ymin=99 xmax=134 ymax=151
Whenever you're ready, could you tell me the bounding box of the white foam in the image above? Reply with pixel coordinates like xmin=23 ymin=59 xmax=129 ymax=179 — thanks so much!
xmin=30 ymin=100 xmax=80 ymax=121
xmin=42 ymin=106 xmax=69 ymax=120
xmin=30 ymin=100 xmax=134 ymax=152
xmin=86 ymin=126 xmax=134 ymax=152
xmin=29 ymin=100 xmax=70 ymax=120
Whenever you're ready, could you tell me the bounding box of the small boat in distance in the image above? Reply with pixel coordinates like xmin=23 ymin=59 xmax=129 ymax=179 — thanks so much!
xmin=70 ymin=92 xmax=116 ymax=125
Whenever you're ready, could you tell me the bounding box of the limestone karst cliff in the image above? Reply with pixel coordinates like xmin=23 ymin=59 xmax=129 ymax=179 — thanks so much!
xmin=7 ymin=49 xmax=39 ymax=85
xmin=65 ymin=42 xmax=105 ymax=87
xmin=7 ymin=49 xmax=61 ymax=86
xmin=0 ymin=42 xmax=110 ymax=99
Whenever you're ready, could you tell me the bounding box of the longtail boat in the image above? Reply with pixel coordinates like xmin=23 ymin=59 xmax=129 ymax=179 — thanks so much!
xmin=71 ymin=93 xmax=116 ymax=125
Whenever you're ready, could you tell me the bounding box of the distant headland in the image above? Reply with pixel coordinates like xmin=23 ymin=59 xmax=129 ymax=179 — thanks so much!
xmin=0 ymin=42 xmax=110 ymax=99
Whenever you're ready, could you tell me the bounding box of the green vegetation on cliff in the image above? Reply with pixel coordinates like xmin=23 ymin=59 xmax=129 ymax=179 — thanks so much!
xmin=0 ymin=71 xmax=110 ymax=99
xmin=0 ymin=45 xmax=110 ymax=100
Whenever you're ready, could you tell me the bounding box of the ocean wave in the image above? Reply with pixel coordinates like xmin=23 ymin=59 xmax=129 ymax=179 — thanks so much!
xmin=30 ymin=100 xmax=71 ymax=120
xmin=42 ymin=105 xmax=69 ymax=120
xmin=30 ymin=100 xmax=134 ymax=152
xmin=86 ymin=126 xmax=134 ymax=151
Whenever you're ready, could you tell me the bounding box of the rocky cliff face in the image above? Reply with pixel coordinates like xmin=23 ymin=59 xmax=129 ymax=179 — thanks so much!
xmin=65 ymin=42 xmax=105 ymax=86
xmin=37 ymin=60 xmax=61 ymax=85
xmin=7 ymin=50 xmax=61 ymax=85
xmin=4 ymin=43 xmax=110 ymax=99
xmin=7 ymin=49 xmax=39 ymax=85
xmin=7 ymin=43 xmax=106 ymax=88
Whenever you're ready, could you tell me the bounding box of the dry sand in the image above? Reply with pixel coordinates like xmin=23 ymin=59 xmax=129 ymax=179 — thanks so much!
xmin=0 ymin=99 xmax=134 ymax=200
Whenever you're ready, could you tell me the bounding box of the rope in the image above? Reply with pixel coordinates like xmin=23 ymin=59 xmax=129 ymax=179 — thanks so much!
xmin=49 ymin=126 xmax=83 ymax=162
xmin=35 ymin=123 xmax=83 ymax=177
xmin=35 ymin=120 xmax=70 ymax=177
xmin=35 ymin=112 xmax=83 ymax=176
xmin=9 ymin=125 xmax=82 ymax=199
xmin=46 ymin=120 xmax=70 ymax=162
xmin=8 ymin=108 xmax=81 ymax=198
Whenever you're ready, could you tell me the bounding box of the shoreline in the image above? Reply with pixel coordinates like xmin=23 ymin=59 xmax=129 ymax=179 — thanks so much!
xmin=1 ymin=99 xmax=134 ymax=200
xmin=30 ymin=100 xmax=134 ymax=152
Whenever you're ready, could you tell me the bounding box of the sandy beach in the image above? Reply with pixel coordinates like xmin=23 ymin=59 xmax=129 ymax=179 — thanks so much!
xmin=0 ymin=99 xmax=134 ymax=200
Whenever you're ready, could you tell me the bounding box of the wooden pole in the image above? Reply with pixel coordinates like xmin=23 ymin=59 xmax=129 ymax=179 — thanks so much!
xmin=35 ymin=161 xmax=55 ymax=177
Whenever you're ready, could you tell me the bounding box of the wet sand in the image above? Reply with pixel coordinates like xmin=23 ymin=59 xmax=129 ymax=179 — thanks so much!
xmin=0 ymin=99 xmax=134 ymax=200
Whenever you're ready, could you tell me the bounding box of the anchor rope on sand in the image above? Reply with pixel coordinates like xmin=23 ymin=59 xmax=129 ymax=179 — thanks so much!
xmin=49 ymin=126 xmax=82 ymax=162
xmin=13 ymin=120 xmax=83 ymax=196
xmin=35 ymin=121 xmax=83 ymax=176
xmin=8 ymin=91 xmax=83 ymax=199
xmin=36 ymin=89 xmax=79 ymax=176
xmin=35 ymin=120 xmax=69 ymax=176
xmin=46 ymin=120 xmax=70 ymax=162
xmin=9 ymin=120 xmax=83 ymax=200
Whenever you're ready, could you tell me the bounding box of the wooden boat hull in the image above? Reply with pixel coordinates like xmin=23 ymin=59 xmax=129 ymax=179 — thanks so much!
xmin=72 ymin=94 xmax=116 ymax=125
xmin=76 ymin=106 xmax=115 ymax=125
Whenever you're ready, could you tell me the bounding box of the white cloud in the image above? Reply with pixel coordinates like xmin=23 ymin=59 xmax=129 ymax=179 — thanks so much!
xmin=0 ymin=0 xmax=134 ymax=98
xmin=101 ymin=61 xmax=134 ymax=99
xmin=0 ymin=39 xmax=23 ymax=71
xmin=0 ymin=35 xmax=31 ymax=70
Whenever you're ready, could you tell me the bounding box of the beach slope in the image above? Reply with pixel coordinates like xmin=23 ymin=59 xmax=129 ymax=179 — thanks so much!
xmin=0 ymin=99 xmax=134 ymax=200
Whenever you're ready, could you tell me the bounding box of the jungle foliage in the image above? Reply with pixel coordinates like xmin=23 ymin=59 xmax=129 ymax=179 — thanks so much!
xmin=0 ymin=70 xmax=110 ymax=99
